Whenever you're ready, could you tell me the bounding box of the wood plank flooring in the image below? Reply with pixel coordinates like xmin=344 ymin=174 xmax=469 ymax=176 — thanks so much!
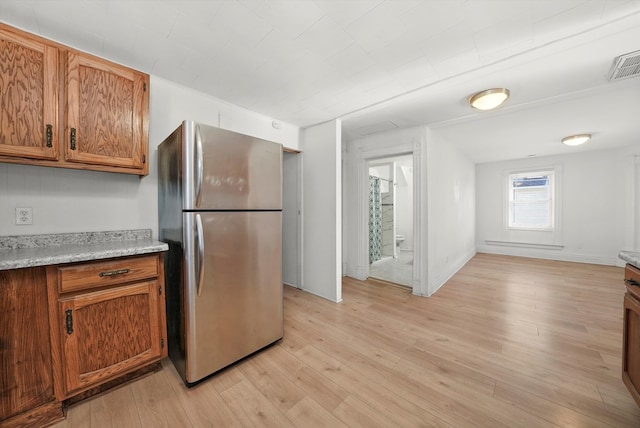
xmin=50 ymin=253 xmax=640 ymax=427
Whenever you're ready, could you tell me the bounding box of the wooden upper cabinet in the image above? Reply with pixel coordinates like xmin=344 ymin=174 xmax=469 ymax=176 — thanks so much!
xmin=65 ymin=52 xmax=148 ymax=173
xmin=0 ymin=23 xmax=149 ymax=176
xmin=0 ymin=26 xmax=58 ymax=161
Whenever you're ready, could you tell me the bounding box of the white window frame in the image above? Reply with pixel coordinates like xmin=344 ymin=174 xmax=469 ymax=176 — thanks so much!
xmin=507 ymin=170 xmax=555 ymax=231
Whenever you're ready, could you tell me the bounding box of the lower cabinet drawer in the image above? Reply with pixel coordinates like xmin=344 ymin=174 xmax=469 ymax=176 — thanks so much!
xmin=57 ymin=255 xmax=159 ymax=293
xmin=625 ymin=263 xmax=640 ymax=285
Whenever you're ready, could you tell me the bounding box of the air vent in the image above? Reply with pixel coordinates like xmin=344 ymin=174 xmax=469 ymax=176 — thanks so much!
xmin=610 ymin=50 xmax=640 ymax=81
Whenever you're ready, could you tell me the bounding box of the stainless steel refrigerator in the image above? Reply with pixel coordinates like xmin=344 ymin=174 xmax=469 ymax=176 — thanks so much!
xmin=157 ymin=120 xmax=283 ymax=385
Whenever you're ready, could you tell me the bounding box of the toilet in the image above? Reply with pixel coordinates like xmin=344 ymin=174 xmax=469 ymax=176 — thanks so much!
xmin=396 ymin=234 xmax=405 ymax=247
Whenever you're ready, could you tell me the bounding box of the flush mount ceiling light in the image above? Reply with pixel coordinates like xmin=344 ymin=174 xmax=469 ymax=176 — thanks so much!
xmin=469 ymin=88 xmax=510 ymax=110
xmin=561 ymin=134 xmax=591 ymax=146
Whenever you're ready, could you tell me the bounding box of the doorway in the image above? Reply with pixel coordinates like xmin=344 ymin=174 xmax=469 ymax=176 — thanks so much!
xmin=368 ymin=155 xmax=413 ymax=287
xmin=282 ymin=151 xmax=302 ymax=288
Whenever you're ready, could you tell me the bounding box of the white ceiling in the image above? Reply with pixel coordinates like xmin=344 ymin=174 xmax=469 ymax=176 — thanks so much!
xmin=1 ymin=0 xmax=639 ymax=163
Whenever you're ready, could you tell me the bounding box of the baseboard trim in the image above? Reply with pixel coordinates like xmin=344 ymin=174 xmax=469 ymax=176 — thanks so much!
xmin=485 ymin=240 xmax=563 ymax=250
xmin=429 ymin=250 xmax=477 ymax=296
xmin=477 ymin=245 xmax=617 ymax=266
xmin=298 ymin=286 xmax=343 ymax=303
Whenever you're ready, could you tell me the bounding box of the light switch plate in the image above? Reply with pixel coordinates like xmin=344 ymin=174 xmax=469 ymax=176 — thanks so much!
xmin=16 ymin=207 xmax=33 ymax=225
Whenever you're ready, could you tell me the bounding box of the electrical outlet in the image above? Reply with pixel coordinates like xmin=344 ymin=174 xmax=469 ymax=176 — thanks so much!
xmin=15 ymin=207 xmax=33 ymax=225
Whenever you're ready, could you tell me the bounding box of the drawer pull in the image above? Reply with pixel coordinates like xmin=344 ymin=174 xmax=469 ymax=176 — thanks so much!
xmin=98 ymin=268 xmax=131 ymax=277
xmin=625 ymin=278 xmax=640 ymax=287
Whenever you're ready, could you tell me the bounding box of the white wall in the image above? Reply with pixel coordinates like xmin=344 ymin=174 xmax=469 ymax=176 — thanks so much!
xmin=395 ymin=157 xmax=414 ymax=250
xmin=425 ymin=128 xmax=476 ymax=295
xmin=150 ymin=77 xmax=300 ymax=152
xmin=344 ymin=126 xmax=475 ymax=296
xmin=344 ymin=126 xmax=424 ymax=286
xmin=0 ymin=162 xmax=152 ymax=236
xmin=476 ymin=147 xmax=638 ymax=265
xmin=301 ymin=120 xmax=342 ymax=302
xmin=0 ymin=76 xmax=299 ymax=237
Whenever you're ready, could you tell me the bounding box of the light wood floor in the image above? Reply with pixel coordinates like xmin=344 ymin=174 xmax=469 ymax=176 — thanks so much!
xmin=51 ymin=253 xmax=640 ymax=427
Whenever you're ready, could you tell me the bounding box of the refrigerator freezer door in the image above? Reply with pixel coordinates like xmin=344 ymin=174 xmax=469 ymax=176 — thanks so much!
xmin=183 ymin=211 xmax=283 ymax=383
xmin=182 ymin=121 xmax=282 ymax=211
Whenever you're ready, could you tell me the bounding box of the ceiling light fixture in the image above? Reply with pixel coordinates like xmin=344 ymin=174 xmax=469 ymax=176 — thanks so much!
xmin=561 ymin=134 xmax=591 ymax=146
xmin=469 ymin=88 xmax=510 ymax=110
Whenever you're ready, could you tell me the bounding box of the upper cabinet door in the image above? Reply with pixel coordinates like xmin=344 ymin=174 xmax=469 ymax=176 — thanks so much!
xmin=0 ymin=27 xmax=58 ymax=160
xmin=65 ymin=52 xmax=149 ymax=174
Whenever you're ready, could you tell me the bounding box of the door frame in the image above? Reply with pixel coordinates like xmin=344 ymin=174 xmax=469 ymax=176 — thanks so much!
xmin=357 ymin=144 xmax=423 ymax=296
xmin=283 ymin=150 xmax=303 ymax=289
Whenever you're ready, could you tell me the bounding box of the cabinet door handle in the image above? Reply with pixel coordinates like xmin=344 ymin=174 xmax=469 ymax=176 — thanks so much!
xmin=70 ymin=128 xmax=76 ymax=150
xmin=65 ymin=309 xmax=73 ymax=334
xmin=46 ymin=124 xmax=53 ymax=147
xmin=625 ymin=278 xmax=640 ymax=287
xmin=99 ymin=268 xmax=131 ymax=277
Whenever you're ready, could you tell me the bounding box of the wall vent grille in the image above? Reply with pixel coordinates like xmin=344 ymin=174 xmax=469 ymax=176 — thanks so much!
xmin=610 ymin=50 xmax=640 ymax=81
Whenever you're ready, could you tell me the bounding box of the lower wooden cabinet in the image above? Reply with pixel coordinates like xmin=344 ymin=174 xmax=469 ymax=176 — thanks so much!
xmin=57 ymin=281 xmax=164 ymax=395
xmin=623 ymin=294 xmax=640 ymax=390
xmin=623 ymin=264 xmax=640 ymax=407
xmin=622 ymin=264 xmax=640 ymax=406
xmin=0 ymin=252 xmax=167 ymax=427
xmin=0 ymin=268 xmax=64 ymax=427
xmin=47 ymin=254 xmax=167 ymax=399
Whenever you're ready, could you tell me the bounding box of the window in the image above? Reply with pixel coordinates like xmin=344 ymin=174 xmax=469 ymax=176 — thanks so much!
xmin=508 ymin=170 xmax=554 ymax=230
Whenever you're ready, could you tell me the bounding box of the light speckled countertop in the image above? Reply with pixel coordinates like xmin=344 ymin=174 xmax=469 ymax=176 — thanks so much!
xmin=0 ymin=229 xmax=168 ymax=270
xmin=619 ymin=251 xmax=640 ymax=269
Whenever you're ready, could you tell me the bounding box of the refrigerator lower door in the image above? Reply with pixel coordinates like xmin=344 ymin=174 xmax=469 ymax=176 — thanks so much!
xmin=183 ymin=211 xmax=283 ymax=384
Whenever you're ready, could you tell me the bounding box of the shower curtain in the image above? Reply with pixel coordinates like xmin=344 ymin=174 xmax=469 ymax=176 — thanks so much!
xmin=369 ymin=176 xmax=382 ymax=264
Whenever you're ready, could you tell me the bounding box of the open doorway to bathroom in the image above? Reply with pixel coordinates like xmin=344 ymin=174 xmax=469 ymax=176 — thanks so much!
xmin=368 ymin=155 xmax=413 ymax=287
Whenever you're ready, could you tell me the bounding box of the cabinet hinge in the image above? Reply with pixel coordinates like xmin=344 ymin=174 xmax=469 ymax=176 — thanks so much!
xmin=46 ymin=124 xmax=53 ymax=148
xmin=161 ymin=338 xmax=165 ymax=348
xmin=158 ymin=285 xmax=162 ymax=295
xmin=65 ymin=309 xmax=73 ymax=334
xmin=70 ymin=128 xmax=76 ymax=150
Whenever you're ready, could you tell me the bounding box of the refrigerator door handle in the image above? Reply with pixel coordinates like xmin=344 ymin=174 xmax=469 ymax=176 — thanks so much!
xmin=195 ymin=213 xmax=205 ymax=296
xmin=194 ymin=125 xmax=204 ymax=208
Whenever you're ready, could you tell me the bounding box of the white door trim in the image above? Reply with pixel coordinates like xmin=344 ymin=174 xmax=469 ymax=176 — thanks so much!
xmin=282 ymin=151 xmax=303 ymax=289
xmin=356 ymin=143 xmax=423 ymax=295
